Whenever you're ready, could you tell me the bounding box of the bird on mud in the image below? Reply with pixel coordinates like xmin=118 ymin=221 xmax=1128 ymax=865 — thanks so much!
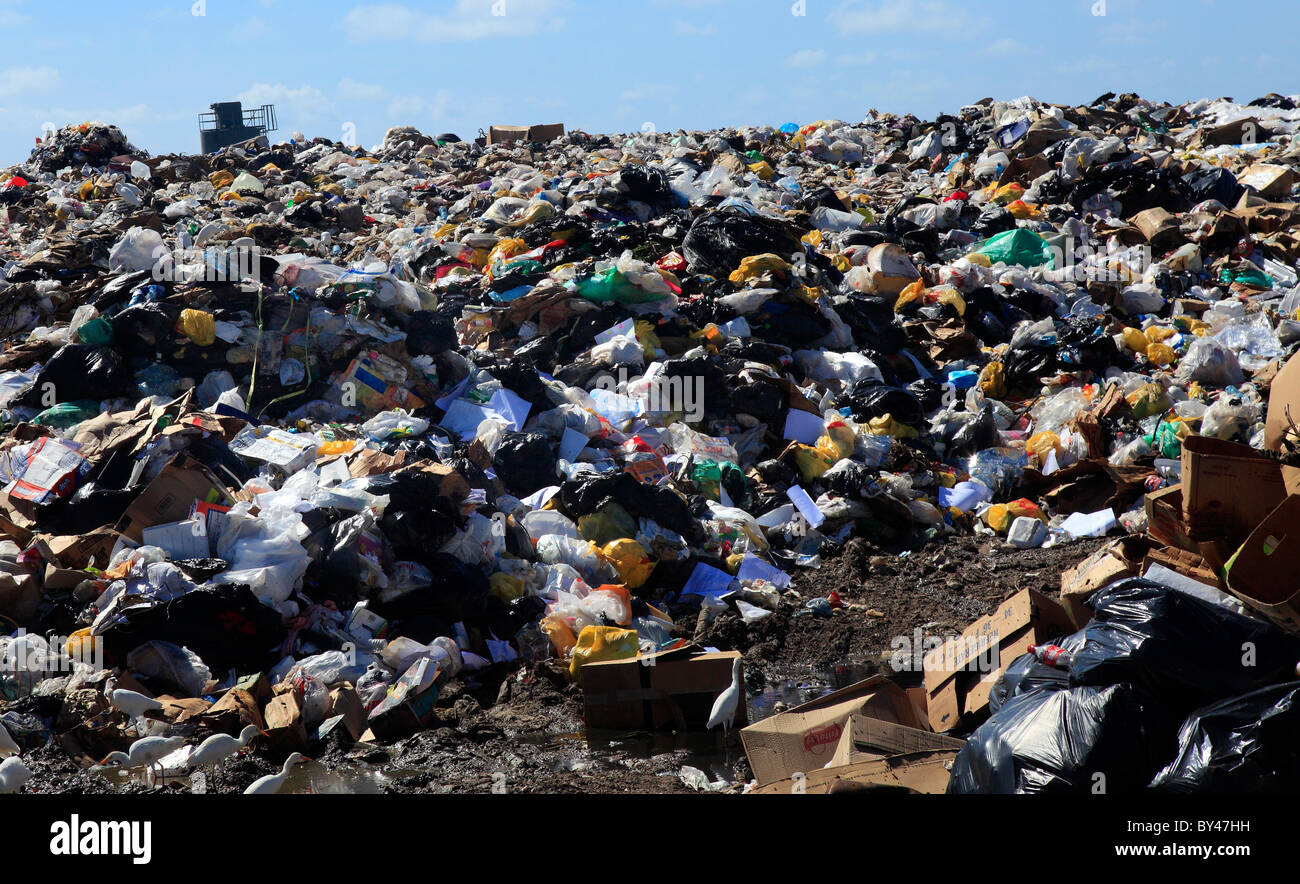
xmin=98 ymin=735 xmax=185 ymax=787
xmin=190 ymin=726 xmax=266 ymax=778
xmin=105 ymin=682 xmax=164 ymax=720
xmin=0 ymin=721 xmax=20 ymax=758
xmin=244 ymin=752 xmax=313 ymax=795
xmin=707 ymin=656 xmax=744 ymax=738
xmin=0 ymin=756 xmax=32 ymax=794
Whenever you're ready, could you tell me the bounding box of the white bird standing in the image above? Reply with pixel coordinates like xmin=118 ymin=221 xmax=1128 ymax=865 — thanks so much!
xmin=0 ymin=722 xmax=20 ymax=757
xmin=707 ymin=657 xmax=744 ymax=738
xmin=243 ymin=752 xmax=312 ymax=795
xmin=106 ymin=684 xmax=164 ymax=720
xmin=0 ymin=756 xmax=32 ymax=794
xmin=190 ymin=726 xmax=265 ymax=778
xmin=98 ymin=735 xmax=185 ymax=787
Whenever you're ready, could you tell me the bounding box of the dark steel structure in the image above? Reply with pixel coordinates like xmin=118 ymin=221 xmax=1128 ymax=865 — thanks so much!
xmin=198 ymin=102 xmax=277 ymax=154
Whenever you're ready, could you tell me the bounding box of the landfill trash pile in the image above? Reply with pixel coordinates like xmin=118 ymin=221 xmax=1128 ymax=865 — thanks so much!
xmin=3 ymin=92 xmax=1300 ymax=793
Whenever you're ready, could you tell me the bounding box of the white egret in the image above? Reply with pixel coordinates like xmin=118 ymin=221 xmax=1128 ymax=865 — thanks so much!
xmin=0 ymin=756 xmax=32 ymax=794
xmin=98 ymin=735 xmax=185 ymax=787
xmin=707 ymin=657 xmax=744 ymax=737
xmin=244 ymin=752 xmax=312 ymax=795
xmin=0 ymin=721 xmax=19 ymax=757
xmin=190 ymin=726 xmax=265 ymax=778
xmin=106 ymin=683 xmax=164 ymax=720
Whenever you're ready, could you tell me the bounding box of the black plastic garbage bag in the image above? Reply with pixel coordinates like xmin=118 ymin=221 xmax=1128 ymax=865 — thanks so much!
xmin=1072 ymin=579 xmax=1300 ymax=713
xmin=838 ymin=381 xmax=924 ymax=427
xmin=404 ymin=311 xmax=457 ymax=357
xmin=948 ymin=682 xmax=1162 ymax=794
xmin=363 ymin=472 xmax=462 ymax=558
xmin=559 ymin=472 xmax=702 ymax=543
xmin=494 ymin=432 xmax=557 ymax=497
xmin=1182 ymin=167 xmax=1243 ymax=207
xmin=681 ymin=210 xmax=803 ymax=276
xmin=989 ymin=631 xmax=1088 ymax=714
xmin=1149 ymin=682 xmax=1300 ymax=792
xmin=98 ymin=584 xmax=284 ymax=674
xmin=17 ymin=343 xmax=124 ymax=406
xmin=111 ymin=303 xmax=179 ymax=355
xmin=369 ymin=552 xmax=490 ymax=640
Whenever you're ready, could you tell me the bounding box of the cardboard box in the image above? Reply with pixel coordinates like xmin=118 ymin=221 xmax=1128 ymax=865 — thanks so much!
xmin=827 ymin=714 xmax=965 ymax=768
xmin=1059 ymin=540 xmax=1141 ymax=627
xmin=487 ymin=123 xmax=564 ymax=145
xmin=1264 ymin=349 xmax=1300 ymax=495
xmin=1180 ymin=435 xmax=1286 ymax=543
xmin=1225 ymin=494 xmax=1300 ymax=632
xmin=750 ymin=750 xmax=960 ymax=795
xmin=1239 ymin=163 xmax=1296 ymax=201
xmin=117 ymin=455 xmax=231 ymax=542
xmin=923 ymin=589 xmax=1074 ymax=732
xmin=739 ymin=676 xmax=926 ymax=786
xmin=583 ymin=648 xmax=745 ymax=731
xmin=1143 ymin=546 xmax=1223 ymax=589
xmin=264 ymin=689 xmax=308 ymax=752
xmin=1145 ymin=484 xmax=1200 ymax=553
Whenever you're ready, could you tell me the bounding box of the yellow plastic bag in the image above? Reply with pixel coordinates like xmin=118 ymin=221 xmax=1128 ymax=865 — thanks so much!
xmin=541 ymin=616 xmax=577 ymax=659
xmin=1127 ymin=382 xmax=1171 ymax=419
xmin=1122 ymin=327 xmax=1150 ymax=352
xmin=176 ymin=308 xmax=216 ymax=347
xmin=1145 ymin=342 xmax=1176 ymax=367
xmin=729 ymin=253 xmax=791 ymax=285
xmin=979 ymin=362 xmax=1007 ymax=398
xmin=1027 ymin=431 xmax=1061 ymax=465
xmin=866 ymin=415 xmax=919 ymax=438
xmin=489 ymin=572 xmax=526 ymax=603
xmin=600 ymin=538 xmax=655 ymax=589
xmin=569 ymin=625 xmax=639 ymax=684
xmin=894 ymin=278 xmax=926 ymax=313
xmin=748 ymin=160 xmax=774 ymax=180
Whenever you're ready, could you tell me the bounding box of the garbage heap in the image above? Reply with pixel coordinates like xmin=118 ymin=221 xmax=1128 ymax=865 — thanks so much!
xmin=0 ymin=94 xmax=1299 ymax=786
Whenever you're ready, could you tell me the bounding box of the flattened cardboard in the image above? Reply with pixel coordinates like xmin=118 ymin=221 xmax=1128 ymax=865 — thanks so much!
xmin=1144 ymin=484 xmax=1200 ymax=553
xmin=739 ymin=675 xmax=926 ymax=786
xmin=1059 ymin=543 xmax=1137 ymax=628
xmin=828 ymin=714 xmax=965 ymax=768
xmin=583 ymin=648 xmax=744 ymax=731
xmin=1180 ymin=435 xmax=1286 ymax=543
xmin=117 ymin=455 xmax=231 ymax=542
xmin=1225 ymin=494 xmax=1300 ymax=633
xmin=750 ymin=750 xmax=959 ymax=795
xmin=922 ymin=589 xmax=1074 ymax=732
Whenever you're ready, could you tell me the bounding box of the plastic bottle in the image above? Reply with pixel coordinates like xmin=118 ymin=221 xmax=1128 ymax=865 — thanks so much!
xmin=1028 ymin=644 xmax=1075 ymax=669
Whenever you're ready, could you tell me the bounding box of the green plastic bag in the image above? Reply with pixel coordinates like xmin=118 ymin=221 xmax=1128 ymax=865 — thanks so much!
xmin=1218 ymin=267 xmax=1272 ymax=290
xmin=575 ymin=267 xmax=665 ymax=304
xmin=33 ymin=400 xmax=100 ymax=430
xmin=1144 ymin=419 xmax=1183 ymax=459
xmin=976 ymin=228 xmax=1054 ymax=269
xmin=76 ymin=317 xmax=114 ymax=346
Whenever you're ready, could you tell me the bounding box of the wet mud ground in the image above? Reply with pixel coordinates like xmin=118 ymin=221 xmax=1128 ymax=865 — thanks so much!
xmin=13 ymin=535 xmax=1106 ymax=795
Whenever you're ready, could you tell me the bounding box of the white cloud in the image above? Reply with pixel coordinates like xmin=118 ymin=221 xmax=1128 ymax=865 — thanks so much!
xmin=0 ymin=65 xmax=58 ymax=98
xmin=343 ymin=0 xmax=570 ymax=43
xmin=829 ymin=0 xmax=976 ymax=33
xmin=338 ymin=78 xmax=386 ymax=101
xmin=387 ymin=89 xmax=455 ymax=123
xmin=673 ymin=19 xmax=716 ymax=36
xmin=834 ymin=51 xmax=877 ymax=66
xmin=237 ymin=83 xmax=334 ymax=122
xmin=785 ymin=49 xmax=827 ymax=68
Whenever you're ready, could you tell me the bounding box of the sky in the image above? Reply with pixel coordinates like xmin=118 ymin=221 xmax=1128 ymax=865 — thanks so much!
xmin=0 ymin=0 xmax=1293 ymax=164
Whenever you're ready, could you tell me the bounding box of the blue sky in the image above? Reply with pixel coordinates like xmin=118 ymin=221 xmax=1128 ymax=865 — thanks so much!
xmin=0 ymin=0 xmax=1290 ymax=163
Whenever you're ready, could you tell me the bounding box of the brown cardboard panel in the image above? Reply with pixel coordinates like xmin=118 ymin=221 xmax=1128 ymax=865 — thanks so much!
xmin=583 ymin=649 xmax=744 ymax=731
xmin=1180 ymin=436 xmax=1286 ymax=543
xmin=750 ymin=750 xmax=960 ymax=795
xmin=117 ymin=455 xmax=231 ymax=542
xmin=1225 ymin=495 xmax=1300 ymax=633
xmin=922 ymin=589 xmax=1073 ymax=731
xmin=739 ymin=676 xmax=926 ymax=786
